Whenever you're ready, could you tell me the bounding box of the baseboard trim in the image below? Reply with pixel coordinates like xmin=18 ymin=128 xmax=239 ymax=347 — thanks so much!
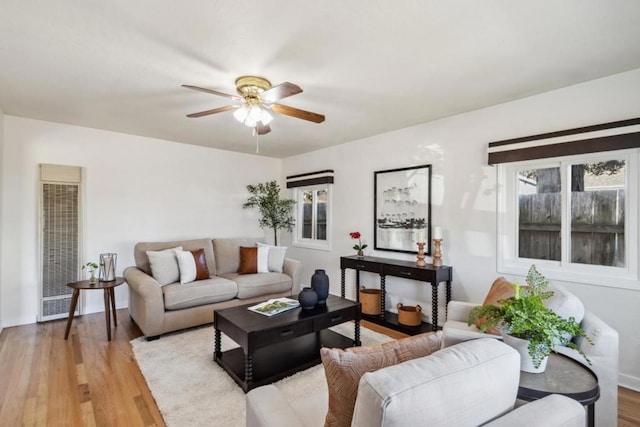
xmin=619 ymin=373 xmax=640 ymax=392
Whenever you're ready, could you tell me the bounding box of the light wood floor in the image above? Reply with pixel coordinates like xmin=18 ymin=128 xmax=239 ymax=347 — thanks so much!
xmin=0 ymin=312 xmax=638 ymax=426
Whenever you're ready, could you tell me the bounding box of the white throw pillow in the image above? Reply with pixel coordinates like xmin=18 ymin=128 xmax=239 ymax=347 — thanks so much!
xmin=545 ymin=285 xmax=585 ymax=323
xmin=146 ymin=246 xmax=183 ymax=286
xmin=545 ymin=285 xmax=585 ymax=345
xmin=175 ymin=249 xmax=197 ymax=284
xmin=257 ymin=242 xmax=287 ymax=273
xmin=257 ymin=246 xmax=270 ymax=274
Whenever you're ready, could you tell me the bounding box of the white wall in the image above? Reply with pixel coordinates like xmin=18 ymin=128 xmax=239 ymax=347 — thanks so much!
xmin=0 ymin=116 xmax=280 ymax=327
xmin=0 ymin=109 xmax=4 ymax=334
xmin=282 ymin=68 xmax=640 ymax=389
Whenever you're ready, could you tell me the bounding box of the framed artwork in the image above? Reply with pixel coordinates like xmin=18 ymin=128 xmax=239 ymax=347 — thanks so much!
xmin=374 ymin=164 xmax=432 ymax=254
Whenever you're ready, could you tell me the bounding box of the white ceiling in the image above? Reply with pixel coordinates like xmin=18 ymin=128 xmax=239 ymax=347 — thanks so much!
xmin=2 ymin=1 xmax=640 ymax=158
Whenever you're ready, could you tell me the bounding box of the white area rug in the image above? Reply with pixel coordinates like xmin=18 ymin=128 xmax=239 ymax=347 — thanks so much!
xmin=131 ymin=322 xmax=393 ymax=427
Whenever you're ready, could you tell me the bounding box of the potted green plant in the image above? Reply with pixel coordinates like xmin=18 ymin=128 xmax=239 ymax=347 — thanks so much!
xmin=82 ymin=261 xmax=99 ymax=282
xmin=468 ymin=265 xmax=592 ymax=373
xmin=243 ymin=180 xmax=296 ymax=246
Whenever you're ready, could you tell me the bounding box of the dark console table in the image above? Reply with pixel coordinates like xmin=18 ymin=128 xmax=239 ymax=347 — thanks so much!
xmin=340 ymin=255 xmax=452 ymax=333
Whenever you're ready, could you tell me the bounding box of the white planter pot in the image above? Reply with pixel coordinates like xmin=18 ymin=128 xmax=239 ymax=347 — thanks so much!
xmin=502 ymin=331 xmax=548 ymax=373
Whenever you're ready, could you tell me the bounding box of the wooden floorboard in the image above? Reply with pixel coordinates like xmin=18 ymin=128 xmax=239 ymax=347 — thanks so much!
xmin=0 ymin=310 xmax=164 ymax=427
xmin=0 ymin=312 xmax=637 ymax=426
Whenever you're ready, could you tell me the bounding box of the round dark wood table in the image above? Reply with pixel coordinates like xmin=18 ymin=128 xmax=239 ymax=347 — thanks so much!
xmin=518 ymin=352 xmax=600 ymax=427
xmin=64 ymin=277 xmax=125 ymax=341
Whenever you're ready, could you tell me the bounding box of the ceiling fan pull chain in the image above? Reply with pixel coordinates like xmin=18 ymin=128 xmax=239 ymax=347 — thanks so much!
xmin=255 ymin=129 xmax=260 ymax=153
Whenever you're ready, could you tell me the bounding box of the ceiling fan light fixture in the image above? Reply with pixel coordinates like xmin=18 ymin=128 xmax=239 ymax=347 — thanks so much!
xmin=232 ymin=104 xmax=249 ymax=123
xmin=233 ymin=103 xmax=273 ymax=128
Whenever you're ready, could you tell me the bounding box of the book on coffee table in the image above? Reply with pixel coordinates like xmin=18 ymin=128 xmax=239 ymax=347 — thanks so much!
xmin=248 ymin=297 xmax=301 ymax=317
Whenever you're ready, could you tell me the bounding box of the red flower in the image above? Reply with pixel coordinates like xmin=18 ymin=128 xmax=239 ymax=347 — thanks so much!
xmin=349 ymin=231 xmax=367 ymax=251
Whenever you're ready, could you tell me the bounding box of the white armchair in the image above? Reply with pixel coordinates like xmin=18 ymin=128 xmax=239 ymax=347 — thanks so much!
xmin=247 ymin=339 xmax=585 ymax=427
xmin=442 ymin=294 xmax=619 ymax=427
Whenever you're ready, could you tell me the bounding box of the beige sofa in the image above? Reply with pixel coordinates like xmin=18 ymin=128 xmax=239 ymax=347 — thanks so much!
xmin=246 ymin=339 xmax=585 ymax=427
xmin=124 ymin=237 xmax=302 ymax=339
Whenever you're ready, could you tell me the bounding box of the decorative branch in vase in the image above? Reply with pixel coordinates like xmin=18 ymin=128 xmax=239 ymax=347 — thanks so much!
xmin=82 ymin=262 xmax=99 ymax=283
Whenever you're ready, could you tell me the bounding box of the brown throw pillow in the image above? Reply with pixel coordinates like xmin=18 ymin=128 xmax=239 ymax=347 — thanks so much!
xmin=238 ymin=246 xmax=258 ymax=274
xmin=175 ymin=248 xmax=211 ymax=284
xmin=475 ymin=277 xmax=517 ymax=335
xmin=191 ymin=249 xmax=210 ymax=280
xmin=321 ymin=332 xmax=441 ymax=427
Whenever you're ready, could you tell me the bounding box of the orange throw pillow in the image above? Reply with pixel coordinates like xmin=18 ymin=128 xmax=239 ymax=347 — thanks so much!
xmin=321 ymin=333 xmax=441 ymax=427
xmin=475 ymin=277 xmax=517 ymax=335
xmin=238 ymin=246 xmax=258 ymax=274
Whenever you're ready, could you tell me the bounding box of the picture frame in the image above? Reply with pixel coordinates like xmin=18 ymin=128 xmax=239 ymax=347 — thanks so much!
xmin=374 ymin=164 xmax=432 ymax=254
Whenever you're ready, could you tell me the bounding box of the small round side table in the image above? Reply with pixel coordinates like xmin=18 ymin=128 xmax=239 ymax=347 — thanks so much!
xmin=518 ymin=352 xmax=600 ymax=427
xmin=64 ymin=277 xmax=125 ymax=341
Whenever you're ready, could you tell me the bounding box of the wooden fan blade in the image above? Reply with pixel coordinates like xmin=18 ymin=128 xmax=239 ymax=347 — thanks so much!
xmin=256 ymin=121 xmax=271 ymax=135
xmin=182 ymin=85 xmax=241 ymax=101
xmin=260 ymin=82 xmax=303 ymax=102
xmin=186 ymin=105 xmax=238 ymax=118
xmin=271 ymin=104 xmax=325 ymax=123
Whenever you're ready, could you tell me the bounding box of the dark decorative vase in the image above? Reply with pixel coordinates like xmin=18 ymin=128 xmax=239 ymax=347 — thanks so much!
xmin=311 ymin=269 xmax=330 ymax=305
xmin=298 ymin=287 xmax=318 ymax=310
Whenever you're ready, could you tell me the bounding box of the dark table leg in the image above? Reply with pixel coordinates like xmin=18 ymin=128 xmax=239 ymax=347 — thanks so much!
xmin=355 ymin=270 xmax=360 ymax=302
xmin=432 ymin=283 xmax=438 ymax=330
xmin=214 ymin=328 xmax=221 ymax=361
xmin=587 ymin=403 xmax=595 ymax=427
xmin=245 ymin=353 xmax=254 ymax=385
xmin=354 ymin=319 xmax=361 ymax=346
xmin=104 ymin=289 xmax=111 ymax=341
xmin=340 ymin=268 xmax=346 ymax=298
xmin=380 ymin=274 xmax=386 ymax=320
xmin=109 ymin=287 xmax=117 ymax=327
xmin=64 ymin=289 xmax=80 ymax=340
xmin=445 ymin=280 xmax=452 ymax=323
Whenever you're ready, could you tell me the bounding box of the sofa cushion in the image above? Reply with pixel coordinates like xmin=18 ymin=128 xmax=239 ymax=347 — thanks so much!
xmin=146 ymin=246 xmax=182 ymax=286
xmin=135 ymin=238 xmax=216 ymax=276
xmin=222 ymin=272 xmax=292 ymax=299
xmin=213 ymin=237 xmax=266 ymax=275
xmin=239 ymin=246 xmax=269 ymax=274
xmin=162 ymin=276 xmax=238 ymax=310
xmin=175 ymin=248 xmax=211 ymax=284
xmin=321 ymin=332 xmax=442 ymax=427
xmin=475 ymin=277 xmax=516 ymax=335
xmin=256 ymin=242 xmax=287 ymax=273
xmin=239 ymin=247 xmax=259 ymax=274
xmin=351 ymin=338 xmax=519 ymax=427
xmin=545 ymin=285 xmax=585 ymax=323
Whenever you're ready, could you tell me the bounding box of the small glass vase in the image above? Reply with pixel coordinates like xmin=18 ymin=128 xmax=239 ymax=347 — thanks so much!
xmin=356 ymin=249 xmax=364 ymax=258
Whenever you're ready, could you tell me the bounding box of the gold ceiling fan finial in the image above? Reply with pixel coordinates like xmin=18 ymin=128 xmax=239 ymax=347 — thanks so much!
xmin=235 ymin=76 xmax=272 ymax=97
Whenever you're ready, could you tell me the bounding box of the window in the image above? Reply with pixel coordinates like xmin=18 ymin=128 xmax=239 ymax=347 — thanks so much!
xmin=498 ymin=149 xmax=639 ymax=289
xmin=293 ymin=184 xmax=331 ymax=250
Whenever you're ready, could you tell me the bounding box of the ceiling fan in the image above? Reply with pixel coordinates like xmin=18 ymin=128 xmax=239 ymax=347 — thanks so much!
xmin=182 ymin=76 xmax=325 ymax=135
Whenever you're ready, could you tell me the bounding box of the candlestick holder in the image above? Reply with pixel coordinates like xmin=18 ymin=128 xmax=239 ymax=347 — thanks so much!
xmin=416 ymin=242 xmax=426 ymax=267
xmin=432 ymin=239 xmax=443 ymax=267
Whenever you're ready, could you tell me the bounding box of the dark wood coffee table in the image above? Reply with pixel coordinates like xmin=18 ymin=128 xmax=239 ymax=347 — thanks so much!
xmin=214 ymin=294 xmax=361 ymax=392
